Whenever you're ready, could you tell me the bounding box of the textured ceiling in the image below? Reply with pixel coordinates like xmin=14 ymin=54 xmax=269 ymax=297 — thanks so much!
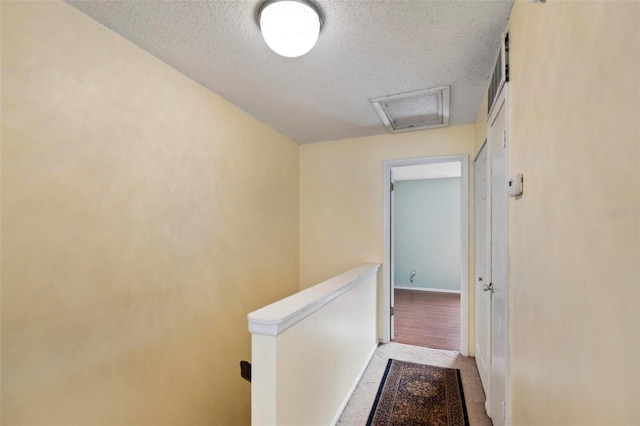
xmin=66 ymin=0 xmax=513 ymax=144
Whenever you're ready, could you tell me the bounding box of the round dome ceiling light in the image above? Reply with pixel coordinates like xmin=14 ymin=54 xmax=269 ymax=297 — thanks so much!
xmin=258 ymin=0 xmax=322 ymax=58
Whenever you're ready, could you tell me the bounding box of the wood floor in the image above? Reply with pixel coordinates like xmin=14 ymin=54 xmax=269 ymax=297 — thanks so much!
xmin=392 ymin=289 xmax=460 ymax=351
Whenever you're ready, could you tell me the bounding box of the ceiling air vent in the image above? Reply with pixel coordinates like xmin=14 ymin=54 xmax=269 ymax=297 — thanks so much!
xmin=371 ymin=86 xmax=450 ymax=133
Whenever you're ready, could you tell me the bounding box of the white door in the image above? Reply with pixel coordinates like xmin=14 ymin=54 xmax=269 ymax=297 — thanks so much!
xmin=474 ymin=142 xmax=491 ymax=406
xmin=488 ymin=86 xmax=509 ymax=426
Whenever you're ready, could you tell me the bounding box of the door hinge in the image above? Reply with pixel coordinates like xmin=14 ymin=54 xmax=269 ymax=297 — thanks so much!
xmin=390 ymin=307 xmax=395 ymax=316
xmin=503 ymin=130 xmax=507 ymax=148
xmin=390 ymin=182 xmax=394 ymax=191
xmin=502 ymin=401 xmax=506 ymax=420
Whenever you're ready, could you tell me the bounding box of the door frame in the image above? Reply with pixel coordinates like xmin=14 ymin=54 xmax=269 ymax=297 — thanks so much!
xmin=381 ymin=154 xmax=470 ymax=356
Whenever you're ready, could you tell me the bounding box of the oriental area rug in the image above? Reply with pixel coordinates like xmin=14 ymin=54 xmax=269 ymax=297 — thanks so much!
xmin=366 ymin=359 xmax=469 ymax=426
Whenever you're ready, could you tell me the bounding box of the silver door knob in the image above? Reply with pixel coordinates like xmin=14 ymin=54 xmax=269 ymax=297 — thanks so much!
xmin=483 ymin=283 xmax=494 ymax=292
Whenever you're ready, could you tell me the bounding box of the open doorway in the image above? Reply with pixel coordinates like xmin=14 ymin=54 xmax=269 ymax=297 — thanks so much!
xmin=381 ymin=155 xmax=469 ymax=355
xmin=392 ymin=164 xmax=462 ymax=350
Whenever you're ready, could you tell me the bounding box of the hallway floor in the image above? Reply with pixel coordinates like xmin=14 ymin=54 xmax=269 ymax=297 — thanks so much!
xmin=337 ymin=342 xmax=491 ymax=426
xmin=393 ymin=289 xmax=461 ymax=351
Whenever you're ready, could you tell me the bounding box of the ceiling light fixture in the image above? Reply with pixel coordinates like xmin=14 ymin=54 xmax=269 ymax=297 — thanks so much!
xmin=258 ymin=0 xmax=322 ymax=58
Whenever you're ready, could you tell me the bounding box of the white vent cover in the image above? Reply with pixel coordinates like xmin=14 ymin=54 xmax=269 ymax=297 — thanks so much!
xmin=371 ymin=86 xmax=450 ymax=133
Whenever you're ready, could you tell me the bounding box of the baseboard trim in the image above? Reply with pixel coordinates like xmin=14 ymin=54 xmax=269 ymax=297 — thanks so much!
xmin=330 ymin=343 xmax=378 ymax=425
xmin=394 ymin=286 xmax=461 ymax=294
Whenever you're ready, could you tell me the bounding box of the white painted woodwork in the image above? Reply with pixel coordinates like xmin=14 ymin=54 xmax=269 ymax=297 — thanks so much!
xmin=249 ymin=264 xmax=380 ymax=426
xmin=488 ymin=85 xmax=509 ymax=426
xmin=248 ymin=263 xmax=379 ymax=336
xmin=474 ymin=141 xmax=491 ymax=408
xmin=390 ymin=168 xmax=395 ymax=341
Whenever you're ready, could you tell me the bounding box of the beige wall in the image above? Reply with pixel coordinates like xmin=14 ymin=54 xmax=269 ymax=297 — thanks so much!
xmin=1 ymin=2 xmax=299 ymax=425
xmin=299 ymin=126 xmax=476 ymax=352
xmin=505 ymin=1 xmax=639 ymax=424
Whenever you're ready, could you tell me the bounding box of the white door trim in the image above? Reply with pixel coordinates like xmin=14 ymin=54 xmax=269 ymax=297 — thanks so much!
xmin=389 ymin=167 xmax=396 ymax=341
xmin=381 ymin=155 xmax=470 ymax=356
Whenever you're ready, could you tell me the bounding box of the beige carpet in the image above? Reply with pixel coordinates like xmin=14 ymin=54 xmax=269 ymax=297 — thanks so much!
xmin=337 ymin=342 xmax=492 ymax=426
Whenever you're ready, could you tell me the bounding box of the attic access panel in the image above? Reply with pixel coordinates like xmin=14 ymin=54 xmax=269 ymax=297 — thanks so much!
xmin=371 ymin=87 xmax=450 ymax=133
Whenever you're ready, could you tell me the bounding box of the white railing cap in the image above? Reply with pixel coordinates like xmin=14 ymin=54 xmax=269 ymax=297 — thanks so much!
xmin=248 ymin=263 xmax=380 ymax=336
